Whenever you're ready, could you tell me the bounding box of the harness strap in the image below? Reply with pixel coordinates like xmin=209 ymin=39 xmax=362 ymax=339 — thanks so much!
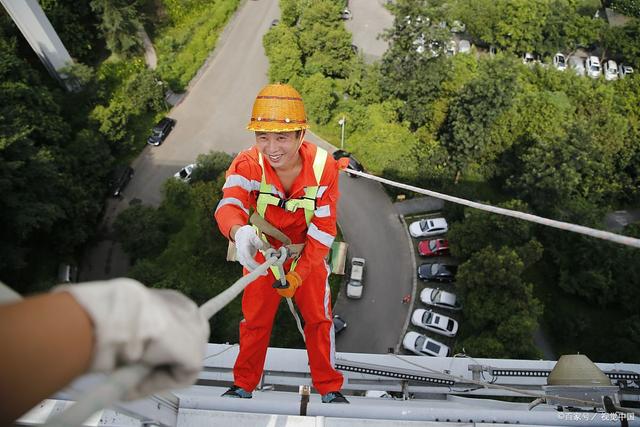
xmin=255 ymin=147 xmax=328 ymax=279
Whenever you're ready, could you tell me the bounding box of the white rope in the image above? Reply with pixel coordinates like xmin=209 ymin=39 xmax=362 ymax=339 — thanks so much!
xmin=286 ymin=297 xmax=306 ymax=342
xmin=46 ymin=253 xmax=283 ymax=427
xmin=344 ymin=169 xmax=640 ymax=249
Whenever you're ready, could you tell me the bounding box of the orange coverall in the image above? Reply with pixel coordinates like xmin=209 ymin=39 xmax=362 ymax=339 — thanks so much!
xmin=214 ymin=141 xmax=344 ymax=395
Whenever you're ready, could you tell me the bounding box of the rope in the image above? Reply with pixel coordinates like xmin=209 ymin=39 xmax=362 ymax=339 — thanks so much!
xmin=286 ymin=297 xmax=306 ymax=342
xmin=344 ymin=169 xmax=640 ymax=249
xmin=45 ymin=253 xmax=283 ymax=427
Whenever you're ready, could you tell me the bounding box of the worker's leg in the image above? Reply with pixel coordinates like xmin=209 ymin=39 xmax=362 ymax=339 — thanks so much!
xmin=294 ymin=261 xmax=343 ymax=395
xmin=233 ymin=263 xmax=281 ymax=392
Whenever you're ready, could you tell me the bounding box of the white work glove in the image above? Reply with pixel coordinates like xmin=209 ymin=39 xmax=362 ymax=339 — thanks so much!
xmin=55 ymin=278 xmax=209 ymax=400
xmin=234 ymin=224 xmax=268 ymax=271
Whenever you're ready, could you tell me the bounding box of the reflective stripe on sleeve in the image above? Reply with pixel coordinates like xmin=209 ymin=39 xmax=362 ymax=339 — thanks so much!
xmin=317 ymin=186 xmax=329 ymax=198
xmin=308 ymin=223 xmax=335 ymax=248
xmin=314 ymin=204 xmax=331 ymax=218
xmin=223 ymin=175 xmax=261 ymax=192
xmin=215 ymin=197 xmax=249 ymax=215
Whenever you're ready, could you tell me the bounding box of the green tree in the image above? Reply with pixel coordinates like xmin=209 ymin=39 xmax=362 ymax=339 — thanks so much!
xmin=90 ymin=0 xmax=143 ymax=56
xmin=191 ymin=151 xmax=234 ymax=184
xmin=280 ymin=0 xmax=301 ymax=26
xmin=603 ymin=19 xmax=640 ymax=68
xmin=40 ymin=0 xmax=103 ymax=62
xmin=301 ymin=73 xmax=336 ymax=124
xmin=448 ymin=200 xmax=537 ymax=261
xmin=441 ymin=56 xmax=521 ymax=181
xmin=114 ymin=204 xmax=168 ymax=260
xmin=263 ymin=25 xmax=303 ymax=83
xmin=456 ymin=246 xmax=543 ymax=358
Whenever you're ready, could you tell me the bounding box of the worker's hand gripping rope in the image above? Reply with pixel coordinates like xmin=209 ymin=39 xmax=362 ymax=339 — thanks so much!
xmin=234 ymin=224 xmax=268 ymax=272
xmin=266 ymin=247 xmax=303 ymax=298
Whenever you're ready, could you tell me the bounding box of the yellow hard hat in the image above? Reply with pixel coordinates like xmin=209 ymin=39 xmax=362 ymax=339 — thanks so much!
xmin=247 ymin=83 xmax=309 ymax=132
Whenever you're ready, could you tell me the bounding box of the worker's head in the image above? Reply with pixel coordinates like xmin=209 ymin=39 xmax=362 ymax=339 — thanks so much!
xmin=247 ymin=83 xmax=308 ymax=170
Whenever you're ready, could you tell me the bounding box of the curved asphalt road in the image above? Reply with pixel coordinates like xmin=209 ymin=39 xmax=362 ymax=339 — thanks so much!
xmin=80 ymin=0 xmax=408 ymax=354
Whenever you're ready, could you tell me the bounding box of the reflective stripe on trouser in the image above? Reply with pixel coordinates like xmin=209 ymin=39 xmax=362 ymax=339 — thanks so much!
xmin=233 ymin=252 xmax=343 ymax=395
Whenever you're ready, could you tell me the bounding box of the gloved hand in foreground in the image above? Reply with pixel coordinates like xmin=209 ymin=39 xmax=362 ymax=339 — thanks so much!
xmin=276 ymin=271 xmax=302 ymax=298
xmin=55 ymin=278 xmax=209 ymax=400
xmin=234 ymin=224 xmax=267 ymax=271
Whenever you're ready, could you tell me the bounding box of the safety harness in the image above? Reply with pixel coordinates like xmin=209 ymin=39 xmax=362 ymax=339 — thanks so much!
xmin=253 ymin=147 xmax=328 ymax=279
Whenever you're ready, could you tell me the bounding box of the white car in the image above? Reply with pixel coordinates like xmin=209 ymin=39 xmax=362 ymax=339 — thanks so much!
xmin=346 ymin=257 xmax=365 ymax=299
xmin=568 ymin=56 xmax=585 ymax=76
xmin=458 ymin=39 xmax=471 ymax=54
xmin=586 ymin=56 xmax=601 ymax=79
xmin=174 ymin=163 xmax=196 ymax=182
xmin=522 ymin=52 xmax=535 ymax=65
xmin=604 ymin=60 xmax=619 ymax=81
xmin=409 ymin=217 xmax=448 ymax=238
xmin=553 ymin=53 xmax=567 ymax=71
xmin=619 ymin=64 xmax=634 ymax=79
xmin=411 ymin=309 xmax=458 ymax=337
xmin=420 ymin=287 xmax=462 ymax=311
xmin=446 ymin=40 xmax=457 ymax=56
xmin=403 ymin=331 xmax=450 ymax=357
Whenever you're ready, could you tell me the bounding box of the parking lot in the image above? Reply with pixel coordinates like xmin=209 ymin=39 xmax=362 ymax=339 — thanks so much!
xmin=399 ymin=212 xmax=461 ymax=357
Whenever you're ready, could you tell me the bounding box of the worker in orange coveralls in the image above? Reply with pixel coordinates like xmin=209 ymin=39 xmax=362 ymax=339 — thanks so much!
xmin=214 ymin=83 xmax=349 ymax=403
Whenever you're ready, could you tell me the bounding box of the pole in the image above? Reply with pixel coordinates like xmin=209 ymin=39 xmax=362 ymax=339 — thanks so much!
xmin=339 ymin=116 xmax=345 ymax=149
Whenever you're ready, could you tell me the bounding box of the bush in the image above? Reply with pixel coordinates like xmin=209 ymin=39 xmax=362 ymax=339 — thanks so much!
xmin=155 ymin=0 xmax=241 ymax=91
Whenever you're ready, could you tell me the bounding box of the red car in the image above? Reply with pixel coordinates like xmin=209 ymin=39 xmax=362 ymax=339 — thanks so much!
xmin=418 ymin=239 xmax=449 ymax=257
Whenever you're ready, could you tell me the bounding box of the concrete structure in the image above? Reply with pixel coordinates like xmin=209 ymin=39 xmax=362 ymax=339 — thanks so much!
xmin=1 ymin=0 xmax=74 ymax=88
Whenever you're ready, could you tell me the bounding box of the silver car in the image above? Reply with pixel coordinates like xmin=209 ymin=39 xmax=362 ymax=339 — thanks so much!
xmin=411 ymin=309 xmax=459 ymax=337
xmin=403 ymin=331 xmax=450 ymax=357
xmin=568 ymin=56 xmax=585 ymax=76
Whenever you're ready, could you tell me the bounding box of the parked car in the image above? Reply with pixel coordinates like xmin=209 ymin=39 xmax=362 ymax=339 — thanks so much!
xmin=522 ymin=52 xmax=535 ymax=65
xmin=458 ymin=39 xmax=471 ymax=54
xmin=333 ymin=314 xmax=347 ymax=334
xmin=109 ymin=165 xmax=134 ymax=198
xmin=553 ymin=53 xmax=567 ymax=71
xmin=604 ymin=60 xmax=619 ymax=81
xmin=418 ymin=262 xmax=457 ymax=282
xmin=568 ymin=56 xmax=585 ymax=76
xmin=619 ymin=64 xmax=634 ymax=79
xmin=332 ymin=149 xmax=364 ymax=177
xmin=147 ymin=117 xmax=176 ymax=146
xmin=418 ymin=238 xmax=449 ymax=257
xmin=411 ymin=309 xmax=459 ymax=337
xmin=174 ymin=164 xmax=196 ymax=183
xmin=420 ymin=287 xmax=462 ymax=311
xmin=586 ymin=56 xmax=601 ymax=79
xmin=446 ymin=40 xmax=457 ymax=56
xmin=270 ymin=19 xmax=280 ymax=27
xmin=340 ymin=7 xmax=352 ymax=20
xmin=403 ymin=331 xmax=451 ymax=357
xmin=409 ymin=217 xmax=448 ymax=238
xmin=450 ymin=20 xmax=466 ymax=33
xmin=346 ymin=257 xmax=366 ymax=299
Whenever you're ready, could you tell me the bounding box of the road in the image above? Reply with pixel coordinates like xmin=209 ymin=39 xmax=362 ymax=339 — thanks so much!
xmin=345 ymin=0 xmax=394 ymax=62
xmin=80 ymin=0 xmax=410 ymax=355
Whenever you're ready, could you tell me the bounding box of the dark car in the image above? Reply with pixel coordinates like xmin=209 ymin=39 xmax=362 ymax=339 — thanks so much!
xmin=147 ymin=117 xmax=176 ymax=146
xmin=417 ymin=262 xmax=457 ymax=283
xmin=333 ymin=314 xmax=347 ymax=334
xmin=332 ymin=149 xmax=364 ymax=178
xmin=109 ymin=165 xmax=134 ymax=198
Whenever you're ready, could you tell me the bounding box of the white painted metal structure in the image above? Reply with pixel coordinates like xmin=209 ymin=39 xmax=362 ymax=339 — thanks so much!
xmin=18 ymin=344 xmax=640 ymax=426
xmin=0 ymin=0 xmax=73 ymax=87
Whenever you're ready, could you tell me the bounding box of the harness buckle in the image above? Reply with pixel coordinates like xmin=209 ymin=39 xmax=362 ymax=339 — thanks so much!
xmin=277 ymin=198 xmax=287 ymax=209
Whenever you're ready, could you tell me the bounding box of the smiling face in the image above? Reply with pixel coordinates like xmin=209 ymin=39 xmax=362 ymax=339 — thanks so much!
xmin=255 ymin=131 xmax=303 ymax=171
